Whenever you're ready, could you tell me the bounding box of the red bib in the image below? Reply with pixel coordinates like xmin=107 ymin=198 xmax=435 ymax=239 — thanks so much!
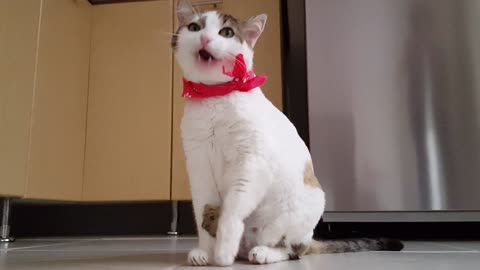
xmin=182 ymin=54 xmax=267 ymax=99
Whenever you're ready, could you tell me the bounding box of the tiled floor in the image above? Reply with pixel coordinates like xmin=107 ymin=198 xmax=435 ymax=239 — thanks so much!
xmin=1 ymin=237 xmax=480 ymax=269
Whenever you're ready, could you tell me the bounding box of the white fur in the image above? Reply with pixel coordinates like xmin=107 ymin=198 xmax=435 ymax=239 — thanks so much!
xmin=174 ymin=5 xmax=325 ymax=266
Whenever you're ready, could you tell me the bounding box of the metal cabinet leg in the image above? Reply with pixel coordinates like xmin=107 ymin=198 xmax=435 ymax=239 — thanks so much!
xmin=1 ymin=198 xmax=15 ymax=243
xmin=167 ymin=201 xmax=179 ymax=236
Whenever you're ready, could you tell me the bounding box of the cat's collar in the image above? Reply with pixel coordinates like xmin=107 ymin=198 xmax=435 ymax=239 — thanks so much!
xmin=182 ymin=54 xmax=267 ymax=99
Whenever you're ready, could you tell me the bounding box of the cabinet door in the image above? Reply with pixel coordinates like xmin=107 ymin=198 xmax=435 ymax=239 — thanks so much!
xmin=171 ymin=0 xmax=283 ymax=200
xmin=84 ymin=0 xmax=173 ymax=201
xmin=24 ymin=0 xmax=92 ymax=200
xmin=0 ymin=0 xmax=41 ymax=197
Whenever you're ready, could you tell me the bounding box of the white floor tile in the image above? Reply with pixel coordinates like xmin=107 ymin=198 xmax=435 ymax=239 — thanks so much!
xmin=1 ymin=237 xmax=480 ymax=270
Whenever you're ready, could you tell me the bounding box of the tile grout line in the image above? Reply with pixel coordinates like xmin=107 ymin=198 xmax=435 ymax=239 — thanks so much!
xmin=0 ymin=240 xmax=98 ymax=251
xmin=98 ymin=237 xmax=197 ymax=241
xmin=434 ymin=242 xmax=480 ymax=252
xmin=400 ymin=251 xmax=480 ymax=254
xmin=7 ymin=249 xmax=191 ymax=252
xmin=17 ymin=236 xmax=197 ymax=241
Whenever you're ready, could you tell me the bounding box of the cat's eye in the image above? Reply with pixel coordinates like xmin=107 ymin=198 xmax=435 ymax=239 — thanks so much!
xmin=188 ymin=23 xmax=201 ymax=32
xmin=219 ymin=27 xmax=235 ymax=38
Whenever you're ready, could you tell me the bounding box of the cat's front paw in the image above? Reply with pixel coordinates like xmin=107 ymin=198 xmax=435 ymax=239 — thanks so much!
xmin=214 ymin=245 xmax=236 ymax=266
xmin=248 ymin=246 xmax=269 ymax=264
xmin=188 ymin=248 xmax=210 ymax=266
xmin=214 ymin=216 xmax=244 ymax=266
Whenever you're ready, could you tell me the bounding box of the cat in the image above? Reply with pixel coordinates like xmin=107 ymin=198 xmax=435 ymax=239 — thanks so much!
xmin=172 ymin=0 xmax=403 ymax=266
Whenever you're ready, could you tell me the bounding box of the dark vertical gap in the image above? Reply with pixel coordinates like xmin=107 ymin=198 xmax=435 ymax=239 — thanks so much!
xmin=281 ymin=0 xmax=310 ymax=146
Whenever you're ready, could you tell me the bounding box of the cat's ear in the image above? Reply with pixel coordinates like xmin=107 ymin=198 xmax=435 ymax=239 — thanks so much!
xmin=242 ymin=14 xmax=268 ymax=47
xmin=176 ymin=0 xmax=196 ymax=25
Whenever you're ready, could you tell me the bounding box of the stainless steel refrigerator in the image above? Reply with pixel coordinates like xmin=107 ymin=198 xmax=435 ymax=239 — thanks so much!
xmin=306 ymin=0 xmax=480 ymax=221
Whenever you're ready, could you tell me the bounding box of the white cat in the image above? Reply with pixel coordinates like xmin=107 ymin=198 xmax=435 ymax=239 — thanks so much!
xmin=173 ymin=0 xmax=402 ymax=266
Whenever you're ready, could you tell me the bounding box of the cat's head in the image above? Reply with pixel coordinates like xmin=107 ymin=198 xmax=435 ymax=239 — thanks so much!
xmin=172 ymin=0 xmax=267 ymax=85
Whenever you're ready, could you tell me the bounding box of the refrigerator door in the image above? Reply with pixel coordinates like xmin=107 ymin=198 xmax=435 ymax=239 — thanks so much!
xmin=306 ymin=0 xmax=480 ymax=211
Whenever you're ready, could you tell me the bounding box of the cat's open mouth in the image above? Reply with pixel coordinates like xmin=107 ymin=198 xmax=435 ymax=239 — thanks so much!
xmin=198 ymin=49 xmax=217 ymax=62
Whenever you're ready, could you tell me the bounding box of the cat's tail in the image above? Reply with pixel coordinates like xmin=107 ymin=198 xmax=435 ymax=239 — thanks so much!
xmin=307 ymin=238 xmax=404 ymax=254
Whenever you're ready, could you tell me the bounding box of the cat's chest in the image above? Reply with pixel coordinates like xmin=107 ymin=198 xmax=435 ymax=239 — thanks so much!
xmin=183 ymin=106 xmax=229 ymax=145
xmin=181 ymin=98 xmax=247 ymax=194
xmin=181 ymin=96 xmax=254 ymax=144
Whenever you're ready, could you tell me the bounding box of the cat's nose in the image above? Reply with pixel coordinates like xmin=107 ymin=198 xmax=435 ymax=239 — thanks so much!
xmin=200 ymin=35 xmax=211 ymax=47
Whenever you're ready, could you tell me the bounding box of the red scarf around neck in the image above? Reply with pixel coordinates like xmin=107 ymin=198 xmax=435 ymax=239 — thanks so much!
xmin=182 ymin=54 xmax=267 ymax=99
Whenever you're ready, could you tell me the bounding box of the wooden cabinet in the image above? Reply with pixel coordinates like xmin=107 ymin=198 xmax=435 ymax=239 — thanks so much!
xmin=24 ymin=0 xmax=91 ymax=200
xmin=0 ymin=0 xmax=41 ymax=197
xmin=83 ymin=0 xmax=173 ymax=201
xmin=1 ymin=0 xmax=281 ymax=202
xmin=0 ymin=0 xmax=91 ymax=200
xmin=170 ymin=0 xmax=283 ymax=200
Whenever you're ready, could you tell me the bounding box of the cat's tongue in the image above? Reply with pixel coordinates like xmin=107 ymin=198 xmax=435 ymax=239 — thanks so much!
xmin=198 ymin=49 xmax=215 ymax=61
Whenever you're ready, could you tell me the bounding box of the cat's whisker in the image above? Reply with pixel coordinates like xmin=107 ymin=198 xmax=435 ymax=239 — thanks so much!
xmin=155 ymin=32 xmax=181 ymax=46
xmin=159 ymin=32 xmax=180 ymax=37
xmin=227 ymin=53 xmax=248 ymax=69
xmin=156 ymin=38 xmax=179 ymax=45
xmin=224 ymin=54 xmax=248 ymax=71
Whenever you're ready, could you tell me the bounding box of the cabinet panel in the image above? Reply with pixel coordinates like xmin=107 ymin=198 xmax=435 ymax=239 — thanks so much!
xmin=25 ymin=0 xmax=92 ymax=200
xmin=84 ymin=0 xmax=173 ymax=201
xmin=0 ymin=0 xmax=41 ymax=197
xmin=171 ymin=0 xmax=283 ymax=200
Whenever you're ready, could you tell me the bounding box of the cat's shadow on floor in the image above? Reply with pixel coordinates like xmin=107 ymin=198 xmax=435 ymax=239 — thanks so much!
xmin=10 ymin=252 xmax=313 ymax=270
